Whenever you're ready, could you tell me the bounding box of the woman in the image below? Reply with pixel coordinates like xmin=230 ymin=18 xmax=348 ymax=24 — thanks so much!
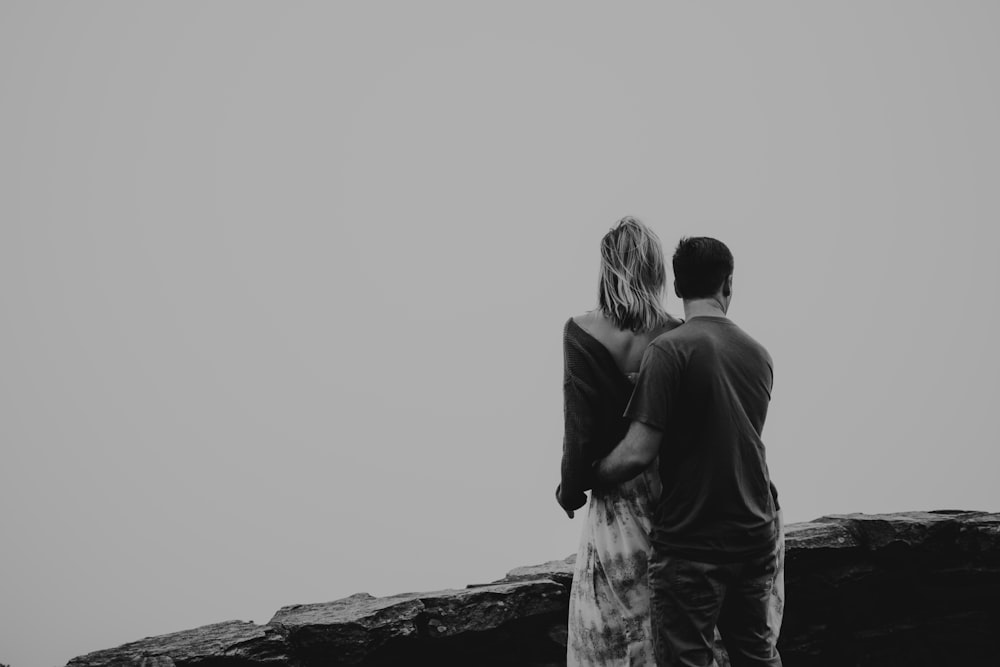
xmin=557 ymin=216 xmax=682 ymax=666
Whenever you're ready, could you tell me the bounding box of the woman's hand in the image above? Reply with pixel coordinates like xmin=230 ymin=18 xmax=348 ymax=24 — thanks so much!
xmin=555 ymin=486 xmax=574 ymax=518
xmin=555 ymin=484 xmax=585 ymax=518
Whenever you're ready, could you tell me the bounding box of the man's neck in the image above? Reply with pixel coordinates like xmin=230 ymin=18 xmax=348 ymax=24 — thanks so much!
xmin=683 ymin=297 xmax=728 ymax=321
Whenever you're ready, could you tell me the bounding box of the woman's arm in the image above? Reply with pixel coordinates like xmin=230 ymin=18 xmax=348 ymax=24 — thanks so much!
xmin=557 ymin=322 xmax=602 ymax=517
xmin=558 ymin=374 xmax=597 ymax=516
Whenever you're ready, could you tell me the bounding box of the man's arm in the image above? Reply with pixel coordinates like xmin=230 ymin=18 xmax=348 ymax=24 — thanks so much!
xmin=594 ymin=420 xmax=662 ymax=485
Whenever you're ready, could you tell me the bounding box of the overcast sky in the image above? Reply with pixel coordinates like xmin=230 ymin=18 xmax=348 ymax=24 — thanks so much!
xmin=2 ymin=3 xmax=999 ymax=667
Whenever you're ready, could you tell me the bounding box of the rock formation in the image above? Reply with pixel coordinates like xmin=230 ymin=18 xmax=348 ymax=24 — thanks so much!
xmin=66 ymin=510 xmax=1000 ymax=666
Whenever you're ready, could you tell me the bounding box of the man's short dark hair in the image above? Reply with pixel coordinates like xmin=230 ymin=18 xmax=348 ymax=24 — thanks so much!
xmin=672 ymin=237 xmax=734 ymax=299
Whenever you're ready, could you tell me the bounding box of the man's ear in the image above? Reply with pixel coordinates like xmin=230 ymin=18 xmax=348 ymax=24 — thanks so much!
xmin=674 ymin=279 xmax=683 ymax=299
xmin=722 ymin=274 xmax=733 ymax=298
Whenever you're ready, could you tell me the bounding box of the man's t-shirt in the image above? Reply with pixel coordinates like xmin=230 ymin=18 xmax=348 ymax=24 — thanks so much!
xmin=625 ymin=316 xmax=777 ymax=563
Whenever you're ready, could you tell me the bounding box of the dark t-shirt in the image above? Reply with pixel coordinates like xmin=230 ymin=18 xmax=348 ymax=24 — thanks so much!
xmin=625 ymin=316 xmax=778 ymax=562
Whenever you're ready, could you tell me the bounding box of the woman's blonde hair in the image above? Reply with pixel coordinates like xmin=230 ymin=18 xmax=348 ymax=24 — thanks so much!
xmin=597 ymin=216 xmax=668 ymax=333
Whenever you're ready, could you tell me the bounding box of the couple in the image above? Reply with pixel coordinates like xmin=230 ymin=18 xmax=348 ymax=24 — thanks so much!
xmin=557 ymin=217 xmax=784 ymax=667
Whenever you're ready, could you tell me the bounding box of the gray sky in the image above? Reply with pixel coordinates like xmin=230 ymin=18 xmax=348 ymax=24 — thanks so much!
xmin=2 ymin=3 xmax=998 ymax=666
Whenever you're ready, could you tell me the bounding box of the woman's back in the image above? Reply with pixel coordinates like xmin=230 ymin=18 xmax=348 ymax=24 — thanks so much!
xmin=559 ymin=311 xmax=683 ymax=511
xmin=571 ymin=311 xmax=679 ymax=377
xmin=563 ymin=311 xmax=681 ymax=667
xmin=561 ymin=216 xmax=678 ymax=666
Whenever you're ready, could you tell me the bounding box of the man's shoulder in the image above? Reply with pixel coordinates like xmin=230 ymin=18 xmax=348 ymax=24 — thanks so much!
xmin=649 ymin=317 xmax=769 ymax=360
xmin=644 ymin=326 xmax=697 ymax=369
xmin=726 ymin=322 xmax=771 ymax=360
xmin=649 ymin=317 xmax=706 ymax=350
xmin=718 ymin=323 xmax=773 ymax=375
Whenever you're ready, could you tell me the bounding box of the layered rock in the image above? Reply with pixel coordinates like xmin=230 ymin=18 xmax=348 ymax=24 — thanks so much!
xmin=779 ymin=510 xmax=1000 ymax=666
xmin=67 ymin=510 xmax=1000 ymax=667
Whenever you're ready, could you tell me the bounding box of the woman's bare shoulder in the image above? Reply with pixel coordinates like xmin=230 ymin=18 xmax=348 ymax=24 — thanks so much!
xmin=571 ymin=310 xmax=601 ymax=328
xmin=570 ymin=310 xmax=611 ymax=340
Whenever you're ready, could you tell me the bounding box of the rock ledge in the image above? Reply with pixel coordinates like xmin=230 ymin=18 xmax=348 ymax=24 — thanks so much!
xmin=67 ymin=510 xmax=1000 ymax=667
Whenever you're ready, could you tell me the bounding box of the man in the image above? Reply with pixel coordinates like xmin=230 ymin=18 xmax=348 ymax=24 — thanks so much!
xmin=594 ymin=237 xmax=781 ymax=667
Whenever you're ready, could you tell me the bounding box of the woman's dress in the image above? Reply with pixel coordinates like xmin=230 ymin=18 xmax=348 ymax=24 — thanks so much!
xmin=567 ymin=459 xmax=661 ymax=665
xmin=558 ymin=318 xmax=664 ymax=665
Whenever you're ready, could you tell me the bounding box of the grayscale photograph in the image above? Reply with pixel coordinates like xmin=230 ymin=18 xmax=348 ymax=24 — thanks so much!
xmin=1 ymin=3 xmax=998 ymax=666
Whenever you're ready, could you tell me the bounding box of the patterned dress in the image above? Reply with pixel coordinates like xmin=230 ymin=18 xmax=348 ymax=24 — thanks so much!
xmin=567 ymin=459 xmax=662 ymax=666
xmin=558 ymin=318 xmax=668 ymax=666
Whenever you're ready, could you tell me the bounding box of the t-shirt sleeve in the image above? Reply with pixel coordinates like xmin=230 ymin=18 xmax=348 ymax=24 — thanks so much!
xmin=624 ymin=343 xmax=682 ymax=431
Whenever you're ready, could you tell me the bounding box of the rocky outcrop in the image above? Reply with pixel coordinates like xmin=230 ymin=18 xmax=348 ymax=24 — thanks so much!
xmin=779 ymin=510 xmax=1000 ymax=666
xmin=67 ymin=510 xmax=1000 ymax=667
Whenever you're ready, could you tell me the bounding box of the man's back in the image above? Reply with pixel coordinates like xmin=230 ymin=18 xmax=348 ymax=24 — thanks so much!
xmin=625 ymin=316 xmax=777 ymax=562
xmin=597 ymin=236 xmax=783 ymax=665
